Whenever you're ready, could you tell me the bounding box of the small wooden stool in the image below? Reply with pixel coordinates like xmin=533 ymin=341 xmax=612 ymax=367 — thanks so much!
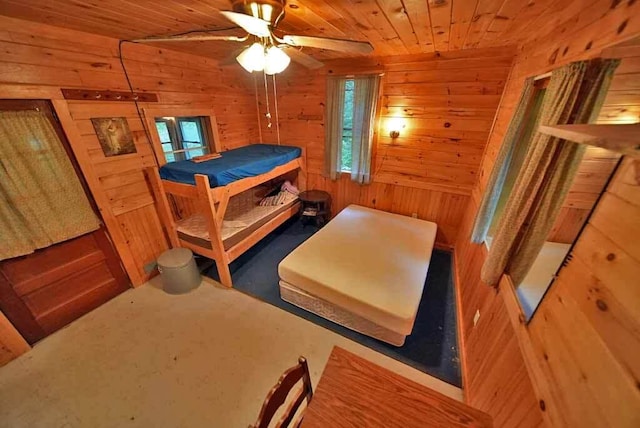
xmin=298 ymin=190 xmax=331 ymax=227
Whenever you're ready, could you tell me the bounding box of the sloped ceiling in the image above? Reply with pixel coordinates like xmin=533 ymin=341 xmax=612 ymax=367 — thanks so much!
xmin=0 ymin=0 xmax=564 ymax=60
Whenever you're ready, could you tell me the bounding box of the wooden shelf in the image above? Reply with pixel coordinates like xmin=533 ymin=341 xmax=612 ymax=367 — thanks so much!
xmin=538 ymin=124 xmax=640 ymax=157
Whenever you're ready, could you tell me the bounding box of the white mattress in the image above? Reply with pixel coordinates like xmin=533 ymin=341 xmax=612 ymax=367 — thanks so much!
xmin=278 ymin=205 xmax=437 ymax=336
xmin=176 ymin=191 xmax=298 ymax=242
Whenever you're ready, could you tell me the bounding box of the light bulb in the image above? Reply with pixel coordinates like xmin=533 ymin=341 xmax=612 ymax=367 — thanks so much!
xmin=264 ymin=46 xmax=291 ymax=75
xmin=387 ymin=117 xmax=405 ymax=138
xmin=262 ymin=4 xmax=273 ymax=22
xmin=236 ymin=43 xmax=265 ymax=72
xmin=250 ymin=2 xmax=259 ymax=17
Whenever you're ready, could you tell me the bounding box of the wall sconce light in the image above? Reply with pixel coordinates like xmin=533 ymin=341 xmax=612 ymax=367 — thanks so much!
xmin=387 ymin=118 xmax=405 ymax=139
xmin=617 ymin=113 xmax=640 ymax=124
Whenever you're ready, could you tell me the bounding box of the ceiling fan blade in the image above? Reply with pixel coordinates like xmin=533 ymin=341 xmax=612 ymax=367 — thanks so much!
xmin=132 ymin=34 xmax=248 ymax=43
xmin=220 ymin=11 xmax=271 ymax=37
xmin=282 ymin=35 xmax=373 ymax=55
xmin=281 ymin=46 xmax=325 ymax=69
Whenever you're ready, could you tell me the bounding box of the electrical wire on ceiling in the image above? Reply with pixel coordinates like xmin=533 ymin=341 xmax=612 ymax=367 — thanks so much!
xmin=142 ymin=26 xmax=241 ymax=39
xmin=117 ymin=39 xmax=161 ymax=167
xmin=119 ymin=23 xmax=285 ymax=157
xmin=117 ymin=25 xmax=243 ymax=165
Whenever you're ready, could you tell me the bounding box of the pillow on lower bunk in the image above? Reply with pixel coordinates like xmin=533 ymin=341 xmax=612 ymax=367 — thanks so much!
xmin=259 ymin=191 xmax=292 ymax=206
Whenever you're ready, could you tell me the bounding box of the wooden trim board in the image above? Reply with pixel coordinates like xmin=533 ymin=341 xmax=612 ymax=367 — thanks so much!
xmin=539 ymin=124 xmax=640 ymax=157
xmin=0 ymin=310 xmax=30 ymax=367
xmin=499 ymin=275 xmax=558 ymax=427
xmin=210 ymin=158 xmax=303 ymax=202
xmin=451 ymin=247 xmax=469 ymax=403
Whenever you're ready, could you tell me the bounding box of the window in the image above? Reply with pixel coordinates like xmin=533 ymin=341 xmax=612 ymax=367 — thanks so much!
xmin=341 ymin=79 xmax=354 ymax=172
xmin=486 ymin=80 xmax=548 ymax=243
xmin=154 ymin=116 xmax=210 ymax=163
xmin=325 ymin=74 xmax=380 ymax=184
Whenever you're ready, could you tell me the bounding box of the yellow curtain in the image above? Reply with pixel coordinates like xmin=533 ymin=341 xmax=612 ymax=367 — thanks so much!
xmin=0 ymin=110 xmax=100 ymax=260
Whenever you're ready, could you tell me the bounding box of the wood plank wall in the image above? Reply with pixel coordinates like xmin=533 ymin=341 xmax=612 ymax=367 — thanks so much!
xmin=0 ymin=15 xmax=258 ymax=285
xmin=454 ymin=191 xmax=544 ymax=428
xmin=455 ymin=1 xmax=640 ymax=427
xmin=0 ymin=310 xmax=30 ymax=366
xmin=257 ymin=46 xmax=514 ymax=247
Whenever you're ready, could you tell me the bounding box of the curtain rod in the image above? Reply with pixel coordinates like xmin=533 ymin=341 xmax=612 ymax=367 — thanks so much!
xmin=534 ymin=71 xmax=552 ymax=81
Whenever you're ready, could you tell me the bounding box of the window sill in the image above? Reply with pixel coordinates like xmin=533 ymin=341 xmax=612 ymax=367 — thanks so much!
xmin=483 ymin=236 xmax=493 ymax=251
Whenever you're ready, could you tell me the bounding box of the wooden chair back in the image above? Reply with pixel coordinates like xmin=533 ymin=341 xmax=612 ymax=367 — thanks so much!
xmin=251 ymin=356 xmax=313 ymax=428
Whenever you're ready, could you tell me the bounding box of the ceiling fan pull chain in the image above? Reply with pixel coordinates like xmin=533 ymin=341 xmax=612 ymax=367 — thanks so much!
xmin=253 ymin=72 xmax=263 ymax=143
xmin=263 ymin=68 xmax=272 ymax=129
xmin=272 ymin=74 xmax=281 ymax=146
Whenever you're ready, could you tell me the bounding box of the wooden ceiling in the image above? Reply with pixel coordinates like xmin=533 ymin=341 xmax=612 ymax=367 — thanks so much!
xmin=0 ymin=0 xmax=565 ymax=60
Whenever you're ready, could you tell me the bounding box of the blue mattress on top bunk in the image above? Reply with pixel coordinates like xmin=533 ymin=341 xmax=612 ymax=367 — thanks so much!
xmin=159 ymin=144 xmax=302 ymax=187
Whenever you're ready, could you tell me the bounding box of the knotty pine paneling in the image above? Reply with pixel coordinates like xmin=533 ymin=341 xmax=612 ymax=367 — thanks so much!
xmin=528 ymin=158 xmax=640 ymax=427
xmin=0 ymin=15 xmax=257 ymax=285
xmin=456 ymin=1 xmax=640 ymax=427
xmin=0 ymin=0 xmax=569 ymax=61
xmin=547 ymin=146 xmax=620 ymax=243
xmin=454 ymin=194 xmax=544 ymax=428
xmin=257 ymin=46 xmax=514 ymax=247
xmin=307 ymin=173 xmax=469 ymax=246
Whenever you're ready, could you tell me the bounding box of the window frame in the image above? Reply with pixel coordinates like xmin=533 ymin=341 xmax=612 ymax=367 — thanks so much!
xmin=484 ymin=77 xmax=550 ymax=248
xmin=143 ymin=108 xmax=221 ymax=166
xmin=328 ymin=72 xmax=384 ymax=178
xmin=340 ymin=78 xmax=355 ymax=173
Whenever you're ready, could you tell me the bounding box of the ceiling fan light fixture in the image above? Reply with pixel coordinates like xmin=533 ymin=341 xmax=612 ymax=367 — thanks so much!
xmin=264 ymin=46 xmax=291 ymax=75
xmin=261 ymin=4 xmax=273 ymax=22
xmin=250 ymin=2 xmax=259 ymax=17
xmin=236 ymin=42 xmax=266 ymax=72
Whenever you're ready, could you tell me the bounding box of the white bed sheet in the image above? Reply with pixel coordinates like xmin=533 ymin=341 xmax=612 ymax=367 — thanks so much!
xmin=278 ymin=205 xmax=437 ymax=336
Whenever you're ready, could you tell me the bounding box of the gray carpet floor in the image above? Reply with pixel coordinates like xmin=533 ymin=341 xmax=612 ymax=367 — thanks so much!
xmin=204 ymin=218 xmax=461 ymax=387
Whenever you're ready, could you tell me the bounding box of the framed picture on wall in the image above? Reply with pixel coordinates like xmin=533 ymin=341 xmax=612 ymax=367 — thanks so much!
xmin=91 ymin=117 xmax=137 ymax=157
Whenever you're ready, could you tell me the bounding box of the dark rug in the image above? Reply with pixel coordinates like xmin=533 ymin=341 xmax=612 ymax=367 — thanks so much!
xmin=202 ymin=218 xmax=461 ymax=387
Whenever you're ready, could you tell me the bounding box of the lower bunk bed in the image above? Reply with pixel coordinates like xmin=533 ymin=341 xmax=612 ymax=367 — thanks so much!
xmin=278 ymin=205 xmax=437 ymax=346
xmin=147 ymin=144 xmax=304 ymax=288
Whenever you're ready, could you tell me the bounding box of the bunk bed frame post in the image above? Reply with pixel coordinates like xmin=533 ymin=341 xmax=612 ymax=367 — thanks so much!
xmin=147 ymin=158 xmax=304 ymax=291
xmin=147 ymin=166 xmax=180 ymax=248
xmin=215 ymin=188 xmax=230 ymax=226
xmin=194 ymin=174 xmax=233 ymax=288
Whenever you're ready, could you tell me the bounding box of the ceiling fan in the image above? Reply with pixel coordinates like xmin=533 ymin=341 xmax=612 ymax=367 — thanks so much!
xmin=132 ymin=0 xmax=374 ymax=74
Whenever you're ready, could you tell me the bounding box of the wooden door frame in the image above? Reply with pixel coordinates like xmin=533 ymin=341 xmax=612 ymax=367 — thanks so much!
xmin=0 ymin=86 xmax=140 ymax=355
xmin=0 ymin=84 xmax=143 ymax=287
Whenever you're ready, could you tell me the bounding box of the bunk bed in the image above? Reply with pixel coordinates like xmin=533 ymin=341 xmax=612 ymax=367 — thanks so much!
xmin=146 ymin=144 xmax=304 ymax=288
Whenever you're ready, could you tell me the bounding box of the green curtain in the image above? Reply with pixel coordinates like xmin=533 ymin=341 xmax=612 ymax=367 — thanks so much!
xmin=324 ymin=77 xmax=346 ymax=180
xmin=471 ymin=77 xmax=535 ymax=243
xmin=0 ymin=110 xmax=100 ymax=260
xmin=481 ymin=59 xmax=620 ymax=285
xmin=324 ymin=75 xmax=380 ymax=183
xmin=350 ymin=75 xmax=380 ymax=184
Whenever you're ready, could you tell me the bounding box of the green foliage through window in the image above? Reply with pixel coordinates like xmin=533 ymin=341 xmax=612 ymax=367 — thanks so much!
xmin=154 ymin=116 xmax=209 ymax=162
xmin=341 ymin=79 xmax=354 ymax=172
